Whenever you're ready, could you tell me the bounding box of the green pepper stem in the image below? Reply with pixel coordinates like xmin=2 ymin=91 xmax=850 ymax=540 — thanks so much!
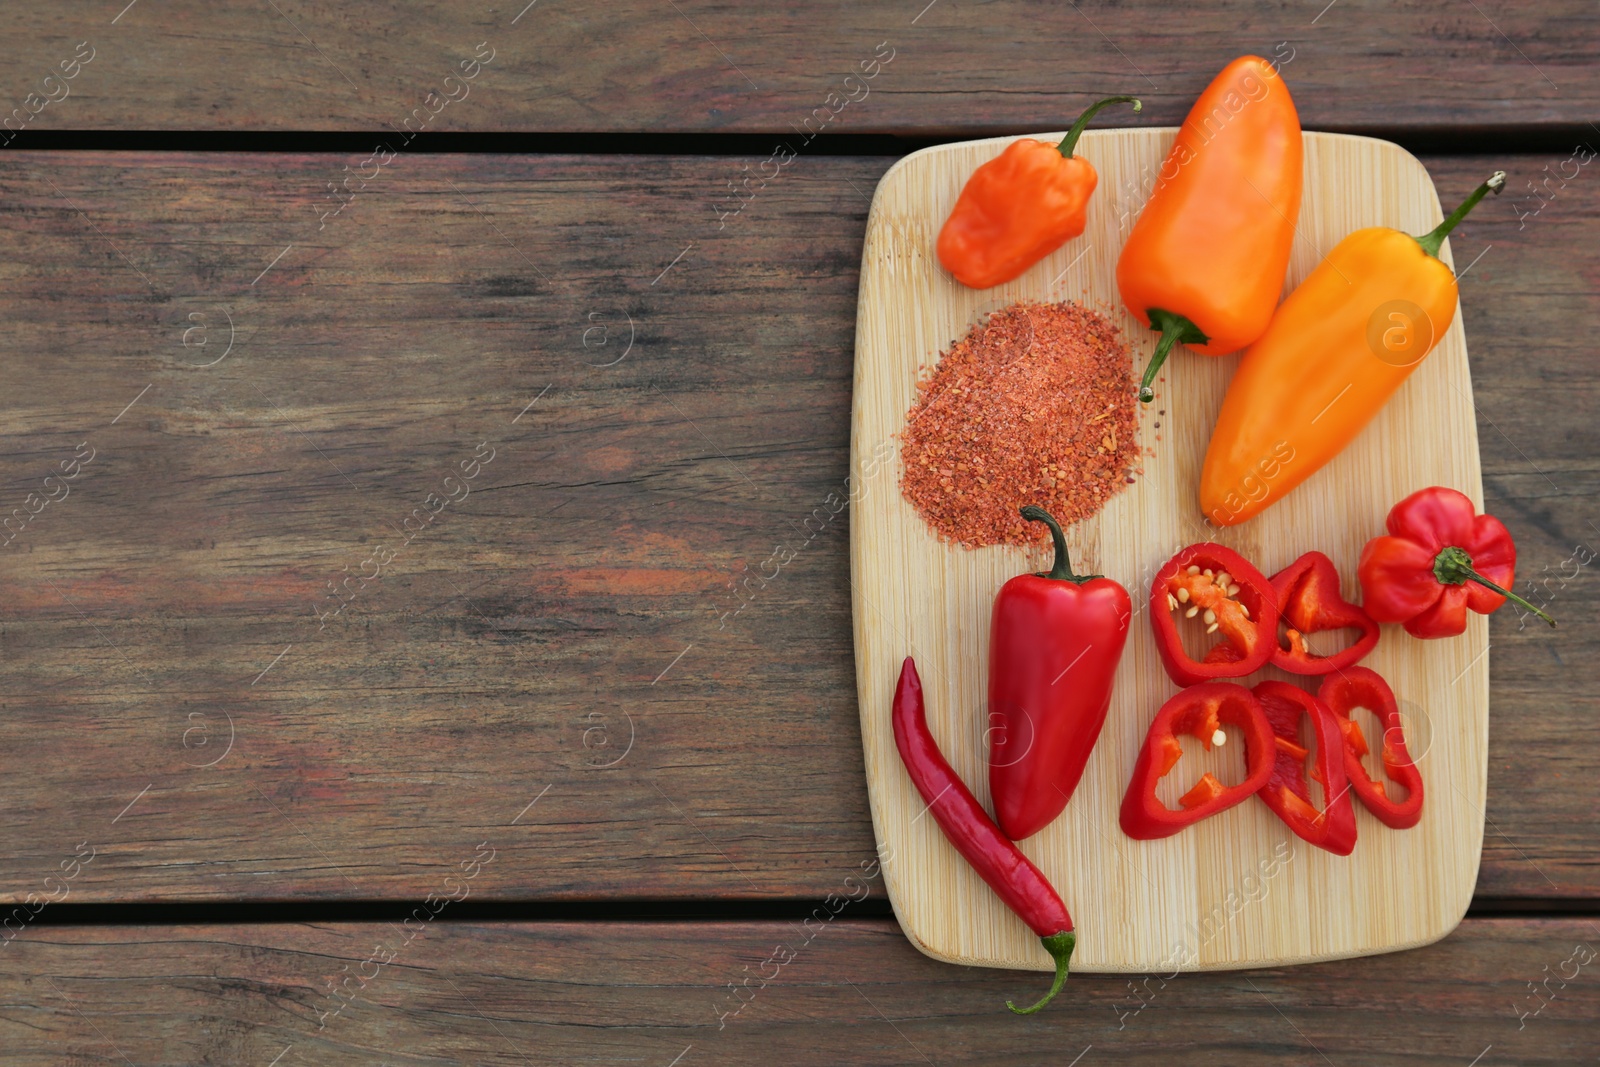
xmin=1020 ymin=506 xmax=1099 ymax=584
xmin=1414 ymin=172 xmax=1506 ymax=259
xmin=1138 ymin=308 xmax=1209 ymax=404
xmin=1008 ymin=931 xmax=1075 ymax=1015
xmin=1057 ymin=96 xmax=1142 ymax=158
xmin=1433 ymin=545 xmax=1556 ymax=627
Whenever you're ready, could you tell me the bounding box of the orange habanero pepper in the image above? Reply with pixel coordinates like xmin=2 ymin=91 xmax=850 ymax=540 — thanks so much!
xmin=937 ymin=95 xmax=1141 ymax=290
xmin=1116 ymin=56 xmax=1302 ymax=403
xmin=1200 ymin=172 xmax=1506 ymax=527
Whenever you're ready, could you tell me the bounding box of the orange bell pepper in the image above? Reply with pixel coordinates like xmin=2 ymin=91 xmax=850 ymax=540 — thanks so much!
xmin=937 ymin=95 xmax=1141 ymax=289
xmin=1115 ymin=55 xmax=1302 ymax=402
xmin=1200 ymin=172 xmax=1506 ymax=527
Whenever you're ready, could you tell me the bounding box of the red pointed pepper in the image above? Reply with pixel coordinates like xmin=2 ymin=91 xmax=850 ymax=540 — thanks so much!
xmin=1269 ymin=551 xmax=1380 ymax=674
xmin=1357 ymin=485 xmax=1555 ymax=638
xmin=1120 ymin=682 xmax=1274 ymax=839
xmin=1318 ymin=667 xmax=1424 ymax=829
xmin=1150 ymin=543 xmax=1278 ymax=685
xmin=893 ymin=658 xmax=1076 ymax=1015
xmin=1251 ymin=681 xmax=1357 ymax=855
xmin=989 ymin=506 xmax=1132 ymax=841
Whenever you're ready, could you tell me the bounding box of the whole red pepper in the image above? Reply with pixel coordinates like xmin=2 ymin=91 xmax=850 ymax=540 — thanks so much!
xmin=1357 ymin=486 xmax=1555 ymax=638
xmin=990 ymin=506 xmax=1132 ymax=840
xmin=1318 ymin=667 xmax=1424 ymax=829
xmin=1150 ymin=544 xmax=1278 ymax=685
xmin=1120 ymin=683 xmax=1274 ymax=839
xmin=893 ymin=658 xmax=1076 ymax=1015
xmin=1269 ymin=551 xmax=1380 ymax=674
xmin=1251 ymin=681 xmax=1357 ymax=855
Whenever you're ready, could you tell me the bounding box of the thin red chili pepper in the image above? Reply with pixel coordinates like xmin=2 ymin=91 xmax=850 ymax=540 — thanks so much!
xmin=892 ymin=657 xmax=1075 ymax=1015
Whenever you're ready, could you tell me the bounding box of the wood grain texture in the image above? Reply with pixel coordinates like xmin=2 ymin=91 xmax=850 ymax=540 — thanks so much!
xmin=853 ymin=130 xmax=1487 ymax=972
xmin=0 ymin=2 xmax=1597 ymax=135
xmin=1 ymin=918 xmax=1596 ymax=1065
xmin=0 ymin=150 xmax=1592 ymax=906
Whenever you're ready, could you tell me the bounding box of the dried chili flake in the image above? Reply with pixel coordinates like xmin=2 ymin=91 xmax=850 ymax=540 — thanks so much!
xmin=899 ymin=300 xmax=1140 ymax=548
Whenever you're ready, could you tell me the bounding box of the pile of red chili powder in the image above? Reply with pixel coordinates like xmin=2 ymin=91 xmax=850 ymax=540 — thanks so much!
xmin=900 ymin=300 xmax=1141 ymax=548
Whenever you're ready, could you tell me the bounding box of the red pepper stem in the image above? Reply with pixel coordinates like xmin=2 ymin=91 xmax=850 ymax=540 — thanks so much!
xmin=1433 ymin=545 xmax=1556 ymax=627
xmin=1138 ymin=308 xmax=1210 ymax=403
xmin=1019 ymin=505 xmax=1099 ymax=584
xmin=1007 ymin=931 xmax=1075 ymax=1015
xmin=1057 ymin=96 xmax=1142 ymax=158
xmin=1414 ymin=172 xmax=1506 ymax=259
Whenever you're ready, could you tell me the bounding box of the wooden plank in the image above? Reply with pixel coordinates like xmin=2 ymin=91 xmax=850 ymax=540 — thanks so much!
xmin=1 ymin=2 xmax=1597 ymax=136
xmin=0 ymin=918 xmax=1595 ymax=1064
xmin=853 ymin=130 xmax=1487 ymax=973
xmin=0 ymin=150 xmax=1592 ymax=905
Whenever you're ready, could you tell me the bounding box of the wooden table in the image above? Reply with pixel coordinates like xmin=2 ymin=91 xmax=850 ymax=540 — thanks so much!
xmin=1 ymin=3 xmax=1596 ymax=1063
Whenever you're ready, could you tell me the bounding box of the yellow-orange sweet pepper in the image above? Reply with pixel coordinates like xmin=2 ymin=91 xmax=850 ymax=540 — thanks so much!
xmin=1200 ymin=171 xmax=1505 ymax=527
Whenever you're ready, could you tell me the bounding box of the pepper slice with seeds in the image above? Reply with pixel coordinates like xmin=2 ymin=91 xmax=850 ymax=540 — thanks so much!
xmin=1120 ymin=682 xmax=1275 ymax=839
xmin=1149 ymin=543 xmax=1278 ymax=686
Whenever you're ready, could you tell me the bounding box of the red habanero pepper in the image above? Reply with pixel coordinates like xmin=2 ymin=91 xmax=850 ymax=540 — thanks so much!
xmin=1269 ymin=551 xmax=1380 ymax=674
xmin=892 ymin=658 xmax=1076 ymax=1015
xmin=989 ymin=506 xmax=1132 ymax=841
xmin=1120 ymin=683 xmax=1274 ymax=840
xmin=1317 ymin=667 xmax=1423 ymax=829
xmin=1150 ymin=543 xmax=1277 ymax=685
xmin=1251 ymin=681 xmax=1357 ymax=855
xmin=1357 ymin=486 xmax=1555 ymax=638
xmin=937 ymin=95 xmax=1142 ymax=289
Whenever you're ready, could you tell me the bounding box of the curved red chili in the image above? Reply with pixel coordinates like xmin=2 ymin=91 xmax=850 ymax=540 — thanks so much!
xmin=1317 ymin=667 xmax=1424 ymax=829
xmin=1119 ymin=682 xmax=1275 ymax=839
xmin=892 ymin=657 xmax=1075 ymax=1015
xmin=1251 ymin=681 xmax=1358 ymax=855
xmin=1269 ymin=551 xmax=1380 ymax=674
xmin=1150 ymin=543 xmax=1278 ymax=685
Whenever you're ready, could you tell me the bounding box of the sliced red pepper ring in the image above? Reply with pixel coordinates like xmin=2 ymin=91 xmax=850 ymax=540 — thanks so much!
xmin=1317 ymin=666 xmax=1424 ymax=829
xmin=1149 ymin=543 xmax=1278 ymax=686
xmin=1250 ymin=681 xmax=1358 ymax=855
xmin=1120 ymin=682 xmax=1274 ymax=840
xmin=1269 ymin=551 xmax=1380 ymax=675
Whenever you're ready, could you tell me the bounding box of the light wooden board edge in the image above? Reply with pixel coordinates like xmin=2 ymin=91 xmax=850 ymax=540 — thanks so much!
xmin=850 ymin=129 xmax=1489 ymax=973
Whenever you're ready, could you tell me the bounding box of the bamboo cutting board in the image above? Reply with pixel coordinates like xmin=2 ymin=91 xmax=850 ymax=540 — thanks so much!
xmin=850 ymin=130 xmax=1488 ymax=973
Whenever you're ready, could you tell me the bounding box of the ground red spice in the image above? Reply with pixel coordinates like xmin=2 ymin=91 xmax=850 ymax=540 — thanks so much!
xmin=899 ymin=300 xmax=1141 ymax=548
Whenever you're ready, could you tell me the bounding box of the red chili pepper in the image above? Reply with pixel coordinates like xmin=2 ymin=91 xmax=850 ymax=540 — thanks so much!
xmin=1269 ymin=551 xmax=1380 ymax=674
xmin=1251 ymin=681 xmax=1357 ymax=855
xmin=989 ymin=506 xmax=1131 ymax=841
xmin=892 ymin=657 xmax=1075 ymax=1015
xmin=1150 ymin=543 xmax=1278 ymax=685
xmin=1119 ymin=682 xmax=1275 ymax=840
xmin=1317 ymin=667 xmax=1423 ymax=829
xmin=1357 ymin=486 xmax=1555 ymax=638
